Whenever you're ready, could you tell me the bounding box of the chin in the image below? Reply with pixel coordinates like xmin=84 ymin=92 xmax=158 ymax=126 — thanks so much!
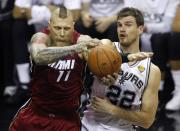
xmin=120 ymin=40 xmax=127 ymax=45
xmin=58 ymin=41 xmax=73 ymax=46
xmin=120 ymin=42 xmax=130 ymax=47
xmin=56 ymin=41 xmax=66 ymax=46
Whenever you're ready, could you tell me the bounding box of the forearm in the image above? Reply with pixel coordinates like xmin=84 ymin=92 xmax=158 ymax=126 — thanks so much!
xmin=47 ymin=4 xmax=58 ymax=13
xmin=108 ymin=15 xmax=117 ymax=23
xmin=172 ymin=5 xmax=180 ymax=32
xmin=31 ymin=44 xmax=80 ymax=65
xmin=71 ymin=9 xmax=81 ymax=21
xmin=81 ymin=1 xmax=90 ymax=13
xmin=13 ymin=6 xmax=28 ymax=19
xmin=111 ymin=106 xmax=154 ymax=128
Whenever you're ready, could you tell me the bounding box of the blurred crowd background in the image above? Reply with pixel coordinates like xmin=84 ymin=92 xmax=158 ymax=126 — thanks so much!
xmin=1 ymin=0 xmax=180 ymax=131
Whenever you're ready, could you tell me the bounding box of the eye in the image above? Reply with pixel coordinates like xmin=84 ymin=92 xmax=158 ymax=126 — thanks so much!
xmin=117 ymin=23 xmax=122 ymax=27
xmin=125 ymin=23 xmax=132 ymax=27
xmin=64 ymin=27 xmax=70 ymax=30
xmin=54 ymin=26 xmax=61 ymax=30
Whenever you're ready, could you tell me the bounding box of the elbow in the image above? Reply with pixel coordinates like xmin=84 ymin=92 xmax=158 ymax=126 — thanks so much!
xmin=13 ymin=6 xmax=24 ymax=19
xmin=33 ymin=58 xmax=48 ymax=65
xmin=12 ymin=7 xmax=18 ymax=18
xmin=32 ymin=57 xmax=42 ymax=65
xmin=31 ymin=55 xmax=47 ymax=65
xmin=141 ymin=116 xmax=155 ymax=129
xmin=142 ymin=121 xmax=154 ymax=129
xmin=30 ymin=50 xmax=49 ymax=65
xmin=33 ymin=59 xmax=43 ymax=65
xmin=172 ymin=24 xmax=180 ymax=32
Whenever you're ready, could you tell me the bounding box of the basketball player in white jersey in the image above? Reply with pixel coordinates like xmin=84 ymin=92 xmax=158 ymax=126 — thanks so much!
xmin=81 ymin=7 xmax=161 ymax=131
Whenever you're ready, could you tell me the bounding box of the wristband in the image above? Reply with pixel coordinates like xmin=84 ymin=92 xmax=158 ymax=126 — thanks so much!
xmin=121 ymin=53 xmax=130 ymax=63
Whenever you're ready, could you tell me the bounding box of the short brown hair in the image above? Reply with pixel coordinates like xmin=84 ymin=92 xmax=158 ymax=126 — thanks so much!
xmin=59 ymin=4 xmax=67 ymax=18
xmin=117 ymin=7 xmax=144 ymax=26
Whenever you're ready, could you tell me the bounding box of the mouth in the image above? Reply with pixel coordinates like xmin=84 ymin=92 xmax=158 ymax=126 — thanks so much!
xmin=57 ymin=38 xmax=65 ymax=42
xmin=119 ymin=34 xmax=127 ymax=39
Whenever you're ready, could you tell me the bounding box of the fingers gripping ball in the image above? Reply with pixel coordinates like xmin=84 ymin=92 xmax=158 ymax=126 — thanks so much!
xmin=88 ymin=44 xmax=122 ymax=77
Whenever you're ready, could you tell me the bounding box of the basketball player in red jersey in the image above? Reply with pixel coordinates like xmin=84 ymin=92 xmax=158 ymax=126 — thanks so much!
xmin=9 ymin=6 xmax=153 ymax=131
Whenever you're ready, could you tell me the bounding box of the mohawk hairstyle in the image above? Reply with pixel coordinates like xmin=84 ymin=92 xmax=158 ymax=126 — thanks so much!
xmin=59 ymin=4 xmax=67 ymax=18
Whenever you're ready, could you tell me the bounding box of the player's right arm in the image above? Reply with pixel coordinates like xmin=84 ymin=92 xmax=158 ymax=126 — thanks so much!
xmin=30 ymin=32 xmax=97 ymax=65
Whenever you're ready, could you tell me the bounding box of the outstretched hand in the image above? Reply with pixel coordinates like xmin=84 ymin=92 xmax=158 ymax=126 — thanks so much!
xmin=128 ymin=52 xmax=153 ymax=61
xmin=76 ymin=36 xmax=101 ymax=53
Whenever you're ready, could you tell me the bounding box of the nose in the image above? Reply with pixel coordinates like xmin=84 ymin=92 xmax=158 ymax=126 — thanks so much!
xmin=120 ymin=25 xmax=125 ymax=32
xmin=60 ymin=29 xmax=64 ymax=36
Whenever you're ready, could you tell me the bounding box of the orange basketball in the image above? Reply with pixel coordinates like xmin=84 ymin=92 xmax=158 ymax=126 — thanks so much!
xmin=88 ymin=44 xmax=122 ymax=77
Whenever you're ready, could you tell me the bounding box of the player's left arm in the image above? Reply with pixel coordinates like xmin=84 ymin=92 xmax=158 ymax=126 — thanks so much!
xmin=91 ymin=63 xmax=161 ymax=129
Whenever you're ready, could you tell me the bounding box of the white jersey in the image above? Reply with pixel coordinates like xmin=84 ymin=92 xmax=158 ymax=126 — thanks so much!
xmin=81 ymin=42 xmax=151 ymax=131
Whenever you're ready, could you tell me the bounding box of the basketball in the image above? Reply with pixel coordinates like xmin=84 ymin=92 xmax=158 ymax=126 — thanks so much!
xmin=88 ymin=44 xmax=122 ymax=77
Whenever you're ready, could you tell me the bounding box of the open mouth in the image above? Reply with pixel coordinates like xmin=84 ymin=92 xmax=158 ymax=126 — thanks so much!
xmin=120 ymin=34 xmax=126 ymax=39
xmin=57 ymin=38 xmax=65 ymax=42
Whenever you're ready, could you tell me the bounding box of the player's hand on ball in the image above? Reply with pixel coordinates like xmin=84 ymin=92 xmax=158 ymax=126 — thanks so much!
xmin=128 ymin=52 xmax=153 ymax=61
xmin=76 ymin=41 xmax=99 ymax=53
xmin=101 ymin=73 xmax=118 ymax=86
xmin=83 ymin=38 xmax=102 ymax=49
xmin=77 ymin=36 xmax=101 ymax=53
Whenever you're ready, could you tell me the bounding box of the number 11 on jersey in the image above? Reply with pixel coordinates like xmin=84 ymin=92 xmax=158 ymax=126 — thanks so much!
xmin=56 ymin=70 xmax=71 ymax=82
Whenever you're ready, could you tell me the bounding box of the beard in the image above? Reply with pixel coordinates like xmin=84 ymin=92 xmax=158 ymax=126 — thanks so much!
xmin=120 ymin=36 xmax=137 ymax=47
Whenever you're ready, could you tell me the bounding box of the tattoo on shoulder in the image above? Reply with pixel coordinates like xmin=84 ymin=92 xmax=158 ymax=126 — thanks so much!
xmin=31 ymin=32 xmax=50 ymax=45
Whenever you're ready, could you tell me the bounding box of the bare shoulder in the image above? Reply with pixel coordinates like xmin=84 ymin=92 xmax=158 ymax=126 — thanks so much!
xmin=148 ymin=63 xmax=161 ymax=90
xmin=150 ymin=63 xmax=161 ymax=76
xmin=31 ymin=32 xmax=49 ymax=45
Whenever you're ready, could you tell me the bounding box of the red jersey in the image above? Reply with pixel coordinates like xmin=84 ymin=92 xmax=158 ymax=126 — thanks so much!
xmin=30 ymin=30 xmax=85 ymax=113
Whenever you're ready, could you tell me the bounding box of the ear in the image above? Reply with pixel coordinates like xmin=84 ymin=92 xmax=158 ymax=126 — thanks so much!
xmin=73 ymin=21 xmax=75 ymax=25
xmin=48 ymin=21 xmax=51 ymax=30
xmin=138 ymin=25 xmax=144 ymax=35
xmin=72 ymin=22 xmax=75 ymax=31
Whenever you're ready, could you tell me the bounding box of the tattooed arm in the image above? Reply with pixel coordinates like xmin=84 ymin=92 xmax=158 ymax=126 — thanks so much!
xmin=30 ymin=32 xmax=98 ymax=65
